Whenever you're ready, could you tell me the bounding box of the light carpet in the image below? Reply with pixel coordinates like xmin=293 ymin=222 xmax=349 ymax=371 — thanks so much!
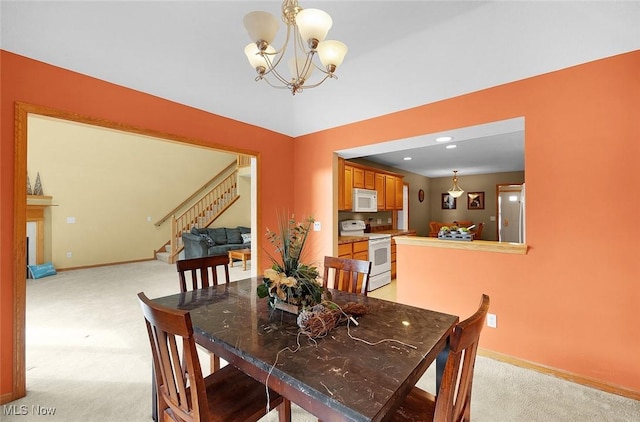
xmin=4 ymin=260 xmax=638 ymax=421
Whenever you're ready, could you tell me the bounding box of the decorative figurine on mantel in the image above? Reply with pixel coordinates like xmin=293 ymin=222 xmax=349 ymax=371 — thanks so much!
xmin=33 ymin=172 xmax=44 ymax=196
xmin=27 ymin=174 xmax=33 ymax=195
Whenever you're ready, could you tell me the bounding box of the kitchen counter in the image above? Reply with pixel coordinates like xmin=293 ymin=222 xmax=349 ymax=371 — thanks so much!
xmin=394 ymin=235 xmax=527 ymax=254
xmin=376 ymin=229 xmax=416 ymax=236
xmin=338 ymin=229 xmax=416 ymax=245
xmin=338 ymin=236 xmax=368 ymax=245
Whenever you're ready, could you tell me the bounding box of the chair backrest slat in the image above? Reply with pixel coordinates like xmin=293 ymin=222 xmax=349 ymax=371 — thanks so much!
xmin=322 ymin=256 xmax=372 ymax=296
xmin=177 ymin=255 xmax=230 ymax=293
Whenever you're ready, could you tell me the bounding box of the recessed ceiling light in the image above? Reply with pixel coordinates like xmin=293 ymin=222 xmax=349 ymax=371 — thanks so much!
xmin=403 ymin=157 xmax=412 ymax=161
xmin=446 ymin=144 xmax=457 ymax=149
xmin=436 ymin=136 xmax=453 ymax=142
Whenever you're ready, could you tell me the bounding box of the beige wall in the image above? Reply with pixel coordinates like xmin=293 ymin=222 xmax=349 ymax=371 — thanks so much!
xmin=430 ymin=171 xmax=525 ymax=240
xmin=27 ymin=115 xmax=248 ymax=269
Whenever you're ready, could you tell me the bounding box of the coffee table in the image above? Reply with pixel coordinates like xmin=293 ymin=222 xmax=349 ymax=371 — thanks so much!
xmin=228 ymin=248 xmax=251 ymax=270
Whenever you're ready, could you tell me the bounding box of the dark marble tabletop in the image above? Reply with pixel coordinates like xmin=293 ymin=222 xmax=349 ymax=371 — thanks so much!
xmin=152 ymin=278 xmax=458 ymax=421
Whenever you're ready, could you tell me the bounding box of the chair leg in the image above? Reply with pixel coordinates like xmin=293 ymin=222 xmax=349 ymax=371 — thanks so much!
xmin=278 ymin=399 xmax=291 ymax=422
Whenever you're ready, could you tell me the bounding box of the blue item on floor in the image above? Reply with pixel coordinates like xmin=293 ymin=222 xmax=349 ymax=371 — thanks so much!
xmin=28 ymin=262 xmax=57 ymax=279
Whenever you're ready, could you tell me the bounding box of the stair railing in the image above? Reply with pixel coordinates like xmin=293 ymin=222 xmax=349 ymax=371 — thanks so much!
xmin=167 ymin=170 xmax=239 ymax=263
xmin=154 ymin=160 xmax=237 ymax=227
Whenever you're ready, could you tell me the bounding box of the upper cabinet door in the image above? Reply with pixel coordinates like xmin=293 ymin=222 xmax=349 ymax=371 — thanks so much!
xmin=375 ymin=173 xmax=385 ymax=210
xmin=353 ymin=166 xmax=365 ymax=189
xmin=364 ymin=170 xmax=375 ymax=190
xmin=344 ymin=164 xmax=353 ymax=210
xmin=385 ymin=175 xmax=396 ymax=210
xmin=395 ymin=177 xmax=404 ymax=210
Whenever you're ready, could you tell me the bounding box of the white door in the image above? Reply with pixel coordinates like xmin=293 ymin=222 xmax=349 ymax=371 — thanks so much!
xmin=397 ymin=184 xmax=408 ymax=230
xmin=498 ymin=185 xmax=523 ymax=243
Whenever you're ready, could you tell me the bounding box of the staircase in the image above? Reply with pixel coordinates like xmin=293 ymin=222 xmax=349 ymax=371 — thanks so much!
xmin=154 ymin=155 xmax=251 ymax=264
xmin=155 ymin=245 xmax=172 ymax=263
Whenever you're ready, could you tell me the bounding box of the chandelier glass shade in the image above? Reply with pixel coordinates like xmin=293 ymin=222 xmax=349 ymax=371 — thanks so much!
xmin=447 ymin=170 xmax=464 ymax=198
xmin=243 ymin=0 xmax=348 ymax=95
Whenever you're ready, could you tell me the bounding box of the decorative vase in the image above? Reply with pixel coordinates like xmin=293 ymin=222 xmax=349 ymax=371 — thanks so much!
xmin=272 ymin=298 xmax=301 ymax=315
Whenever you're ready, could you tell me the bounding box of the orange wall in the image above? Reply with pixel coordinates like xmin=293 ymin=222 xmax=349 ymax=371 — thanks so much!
xmin=294 ymin=50 xmax=640 ymax=393
xmin=3 ymin=49 xmax=640 ymax=398
xmin=0 ymin=51 xmax=294 ymax=396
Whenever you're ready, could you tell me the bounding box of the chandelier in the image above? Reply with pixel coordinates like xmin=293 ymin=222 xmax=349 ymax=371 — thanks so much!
xmin=243 ymin=0 xmax=348 ymax=95
xmin=447 ymin=171 xmax=465 ymax=198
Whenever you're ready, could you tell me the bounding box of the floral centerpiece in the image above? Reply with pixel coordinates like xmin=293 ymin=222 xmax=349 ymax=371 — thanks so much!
xmin=257 ymin=215 xmax=324 ymax=313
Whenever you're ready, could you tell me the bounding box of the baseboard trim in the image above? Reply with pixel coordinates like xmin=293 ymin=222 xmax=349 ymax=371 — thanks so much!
xmin=56 ymin=257 xmax=156 ymax=272
xmin=479 ymin=349 xmax=640 ymax=401
xmin=1 ymin=391 xmax=16 ymax=405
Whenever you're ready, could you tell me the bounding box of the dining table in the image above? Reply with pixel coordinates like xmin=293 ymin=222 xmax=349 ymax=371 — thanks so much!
xmin=151 ymin=277 xmax=458 ymax=421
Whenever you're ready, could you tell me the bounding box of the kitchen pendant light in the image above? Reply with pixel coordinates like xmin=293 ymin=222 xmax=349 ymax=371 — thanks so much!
xmin=447 ymin=170 xmax=464 ymax=198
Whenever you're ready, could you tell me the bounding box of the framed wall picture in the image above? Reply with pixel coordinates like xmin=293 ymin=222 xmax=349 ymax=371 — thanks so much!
xmin=418 ymin=189 xmax=425 ymax=202
xmin=441 ymin=193 xmax=456 ymax=209
xmin=467 ymin=192 xmax=485 ymax=209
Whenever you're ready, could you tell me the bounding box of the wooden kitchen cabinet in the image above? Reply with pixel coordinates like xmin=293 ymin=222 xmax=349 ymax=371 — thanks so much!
xmin=375 ymin=172 xmax=385 ymax=210
xmin=338 ymin=243 xmax=352 ymax=258
xmin=385 ymin=174 xmax=396 ymax=210
xmin=352 ymin=240 xmax=368 ymax=261
xmin=353 ymin=166 xmax=365 ymax=188
xmin=338 ymin=241 xmax=368 ymax=261
xmin=339 ymin=159 xmax=403 ymax=211
xmin=352 ymin=166 xmax=375 ymax=190
xmin=395 ymin=176 xmax=404 ymax=210
xmin=338 ymin=157 xmax=345 ymax=211
xmin=343 ymin=164 xmax=353 ymax=211
xmin=383 ymin=174 xmax=404 ymax=210
xmin=364 ymin=170 xmax=375 ymax=190
xmin=391 ymin=238 xmax=397 ymax=279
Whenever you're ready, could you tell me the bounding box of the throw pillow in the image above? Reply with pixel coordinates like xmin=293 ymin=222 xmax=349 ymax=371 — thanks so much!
xmin=200 ymin=234 xmax=215 ymax=247
xmin=226 ymin=227 xmax=243 ymax=244
xmin=209 ymin=227 xmax=228 ymax=245
xmin=191 ymin=227 xmax=207 ymax=235
xmin=241 ymin=233 xmax=251 ymax=244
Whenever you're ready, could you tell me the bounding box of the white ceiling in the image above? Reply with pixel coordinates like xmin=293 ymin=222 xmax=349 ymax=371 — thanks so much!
xmin=2 ymin=1 xmax=639 ymax=176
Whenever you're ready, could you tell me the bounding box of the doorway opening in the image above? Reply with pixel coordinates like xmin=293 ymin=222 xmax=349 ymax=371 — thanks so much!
xmin=497 ymin=183 xmax=525 ymax=243
xmin=12 ymin=102 xmax=260 ymax=400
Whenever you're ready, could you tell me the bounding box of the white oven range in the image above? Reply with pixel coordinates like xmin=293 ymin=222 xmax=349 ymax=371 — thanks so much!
xmin=339 ymin=220 xmax=392 ymax=291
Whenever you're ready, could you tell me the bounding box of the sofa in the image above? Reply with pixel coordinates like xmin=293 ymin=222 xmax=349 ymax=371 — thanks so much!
xmin=182 ymin=226 xmax=251 ymax=259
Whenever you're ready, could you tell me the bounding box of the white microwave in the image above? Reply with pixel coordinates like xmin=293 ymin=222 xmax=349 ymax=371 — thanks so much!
xmin=352 ymin=188 xmax=378 ymax=212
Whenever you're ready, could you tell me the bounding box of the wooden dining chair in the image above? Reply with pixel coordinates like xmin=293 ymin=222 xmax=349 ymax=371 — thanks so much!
xmin=473 ymin=223 xmax=484 ymax=240
xmin=391 ymin=294 xmax=490 ymax=422
xmin=176 ymin=255 xmax=230 ymax=292
xmin=138 ymin=292 xmax=291 ymax=422
xmin=322 ymin=256 xmax=372 ymax=296
xmin=176 ymin=255 xmax=231 ymax=372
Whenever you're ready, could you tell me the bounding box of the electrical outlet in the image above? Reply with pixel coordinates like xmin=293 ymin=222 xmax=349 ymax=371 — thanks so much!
xmin=66 ymin=252 xmax=72 ymax=258
xmin=387 ymin=218 xmax=392 ymax=223
xmin=147 ymin=216 xmax=152 ymax=222
xmin=487 ymin=313 xmax=497 ymax=328
xmin=313 ymin=221 xmax=321 ymax=231
xmin=490 ymin=216 xmax=496 ymax=222
xmin=377 ymin=219 xmax=382 ymax=224
xmin=66 ymin=217 xmax=76 ymax=224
